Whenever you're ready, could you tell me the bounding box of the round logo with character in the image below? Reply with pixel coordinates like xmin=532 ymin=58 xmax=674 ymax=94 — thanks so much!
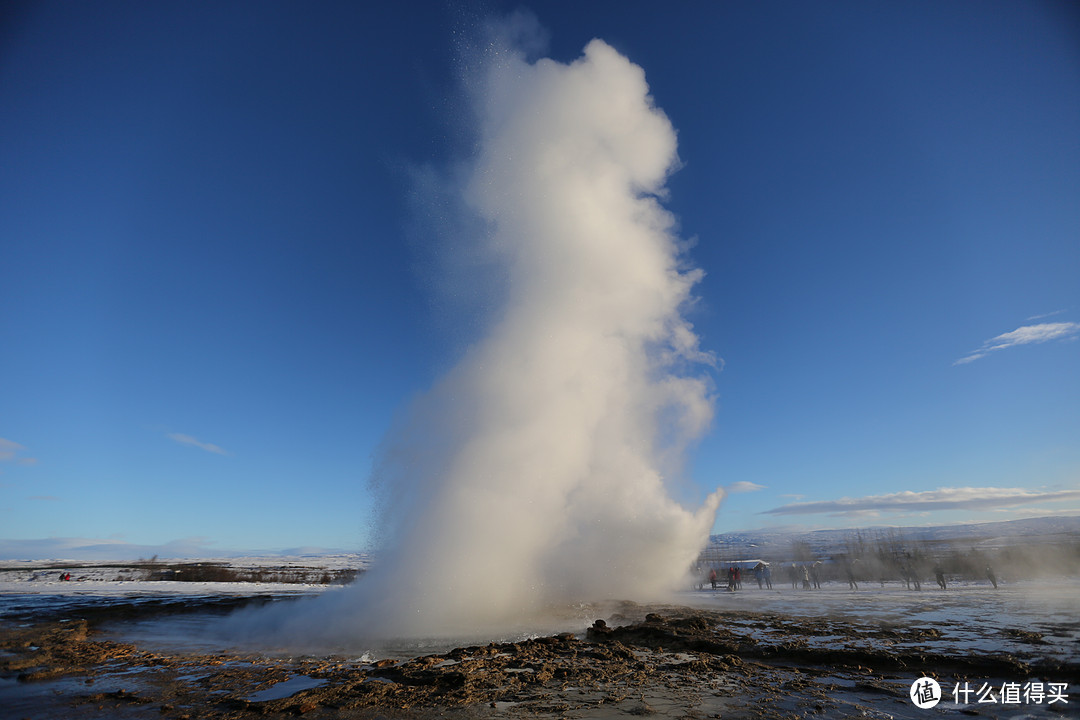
xmin=910 ymin=677 xmax=942 ymax=709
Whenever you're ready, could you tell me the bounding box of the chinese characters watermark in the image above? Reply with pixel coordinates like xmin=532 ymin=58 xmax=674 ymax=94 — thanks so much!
xmin=910 ymin=678 xmax=1070 ymax=708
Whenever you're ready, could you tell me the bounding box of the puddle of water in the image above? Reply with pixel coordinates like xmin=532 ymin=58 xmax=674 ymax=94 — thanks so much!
xmin=175 ymin=672 xmax=209 ymax=683
xmin=244 ymin=675 xmax=328 ymax=702
xmin=0 ymin=665 xmax=169 ymax=719
xmin=815 ymin=674 xmax=858 ymax=688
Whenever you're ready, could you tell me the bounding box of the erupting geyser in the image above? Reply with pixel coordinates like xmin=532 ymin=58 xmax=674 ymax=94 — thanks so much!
xmin=240 ymin=22 xmax=723 ymax=645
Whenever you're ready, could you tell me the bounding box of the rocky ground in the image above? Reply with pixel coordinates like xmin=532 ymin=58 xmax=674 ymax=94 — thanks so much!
xmin=2 ymin=596 xmax=1076 ymax=720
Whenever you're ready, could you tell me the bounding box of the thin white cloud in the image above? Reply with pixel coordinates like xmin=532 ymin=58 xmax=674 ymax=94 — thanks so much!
xmin=167 ymin=433 xmax=229 ymax=456
xmin=998 ymin=506 xmax=1080 ymax=518
xmin=762 ymin=486 xmax=1080 ymax=517
xmin=954 ymin=321 xmax=1080 ymax=365
xmin=1026 ymin=309 xmax=1067 ymax=322
xmin=0 ymin=437 xmax=37 ymax=465
xmin=0 ymin=437 xmax=25 ymax=461
xmin=727 ymin=481 xmax=766 ymax=494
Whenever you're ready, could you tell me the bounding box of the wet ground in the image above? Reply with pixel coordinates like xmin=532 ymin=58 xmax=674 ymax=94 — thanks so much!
xmin=1 ymin=582 xmax=1077 ymax=719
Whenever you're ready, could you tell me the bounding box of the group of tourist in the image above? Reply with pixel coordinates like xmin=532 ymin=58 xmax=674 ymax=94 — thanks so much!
xmin=700 ymin=561 xmax=1000 ymax=591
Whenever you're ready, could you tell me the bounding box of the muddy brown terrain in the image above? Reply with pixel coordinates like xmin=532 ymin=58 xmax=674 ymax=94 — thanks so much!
xmin=2 ymin=597 xmax=1075 ymax=720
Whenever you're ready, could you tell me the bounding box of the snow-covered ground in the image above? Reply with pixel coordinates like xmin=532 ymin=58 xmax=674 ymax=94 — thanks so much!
xmin=0 ymin=552 xmax=368 ymax=575
xmin=680 ymin=577 xmax=1080 ymax=666
xmin=0 ymin=553 xmax=369 ymax=591
xmin=0 ymin=555 xmax=368 ymax=625
xmin=0 ymin=577 xmax=333 ymax=596
xmin=2 ymin=559 xmax=1077 ymax=667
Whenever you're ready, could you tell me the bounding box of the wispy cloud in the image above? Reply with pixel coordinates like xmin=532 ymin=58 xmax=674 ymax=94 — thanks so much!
xmin=167 ymin=433 xmax=229 ymax=456
xmin=727 ymin=481 xmax=766 ymax=493
xmin=954 ymin=321 xmax=1080 ymax=365
xmin=1026 ymin=309 xmax=1067 ymax=322
xmin=0 ymin=437 xmax=37 ymax=465
xmin=762 ymin=486 xmax=1080 ymax=517
xmin=0 ymin=438 xmax=22 ymax=460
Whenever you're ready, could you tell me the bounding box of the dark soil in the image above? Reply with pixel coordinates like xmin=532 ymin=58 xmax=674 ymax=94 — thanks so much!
xmin=1 ymin=600 xmax=1075 ymax=719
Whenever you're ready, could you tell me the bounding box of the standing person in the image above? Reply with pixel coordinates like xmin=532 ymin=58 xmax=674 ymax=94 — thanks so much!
xmin=986 ymin=566 xmax=998 ymax=589
xmin=801 ymin=565 xmax=811 ymax=590
xmin=810 ymin=561 xmax=822 ymax=590
xmin=709 ymin=567 xmax=718 ymax=590
xmin=905 ymin=554 xmax=922 ymax=590
xmin=845 ymin=560 xmax=858 ymax=590
xmin=789 ymin=564 xmax=799 ymax=589
xmin=934 ymin=565 xmax=947 ymax=590
xmin=763 ymin=564 xmax=772 ymax=590
xmin=734 ymin=566 xmax=742 ymax=590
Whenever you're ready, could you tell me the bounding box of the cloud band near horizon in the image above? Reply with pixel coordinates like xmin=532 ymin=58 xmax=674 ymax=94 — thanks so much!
xmin=763 ymin=486 xmax=1080 ymax=516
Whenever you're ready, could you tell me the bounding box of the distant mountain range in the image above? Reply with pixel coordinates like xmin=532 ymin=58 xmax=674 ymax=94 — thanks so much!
xmin=4 ymin=515 xmax=1077 ymax=563
xmin=709 ymin=515 xmax=1080 ymax=559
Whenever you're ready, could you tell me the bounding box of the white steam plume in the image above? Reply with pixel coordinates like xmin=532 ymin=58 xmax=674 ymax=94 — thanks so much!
xmin=241 ymin=25 xmax=722 ymax=644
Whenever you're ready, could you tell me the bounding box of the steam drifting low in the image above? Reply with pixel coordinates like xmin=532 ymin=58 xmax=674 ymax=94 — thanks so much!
xmin=243 ymin=26 xmax=722 ymax=643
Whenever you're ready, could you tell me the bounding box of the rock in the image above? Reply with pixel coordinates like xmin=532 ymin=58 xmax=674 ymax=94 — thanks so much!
xmin=586 ymin=619 xmax=613 ymax=640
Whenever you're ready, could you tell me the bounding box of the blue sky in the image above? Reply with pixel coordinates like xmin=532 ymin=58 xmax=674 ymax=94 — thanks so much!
xmin=2 ymin=1 xmax=1078 ymax=555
